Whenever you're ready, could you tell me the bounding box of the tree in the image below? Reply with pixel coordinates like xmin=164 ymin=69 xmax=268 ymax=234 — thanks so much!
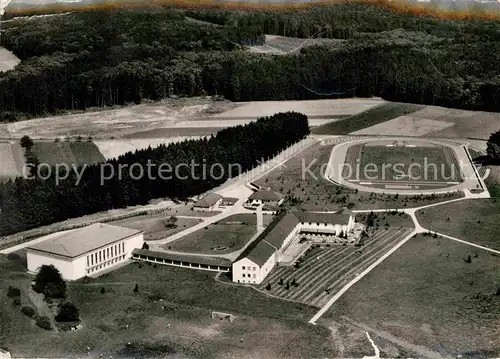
xmin=20 ymin=135 xmax=34 ymax=150
xmin=36 ymin=316 xmax=52 ymax=330
xmin=278 ymin=278 xmax=283 ymax=285
xmin=7 ymin=286 xmax=21 ymax=298
xmin=464 ymin=254 xmax=472 ymax=263
xmin=165 ymin=216 xmax=178 ymax=229
xmin=487 ymin=130 xmax=500 ymax=162
xmin=142 ymin=242 xmax=149 ymax=250
xmin=265 ymin=283 xmax=271 ymax=291
xmin=21 ymin=306 xmax=35 ymax=317
xmin=55 ymin=301 xmax=80 ymax=322
xmin=100 ymin=287 xmax=105 ymax=294
xmin=285 ymin=281 xmax=290 ymax=290
xmin=133 ymin=284 xmax=139 ymax=293
xmin=33 ymin=265 xmax=66 ymax=299
xmin=291 ymin=278 xmax=297 ymax=287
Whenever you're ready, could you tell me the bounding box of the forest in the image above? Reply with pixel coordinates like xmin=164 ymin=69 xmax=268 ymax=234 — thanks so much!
xmin=0 ymin=112 xmax=309 ymax=235
xmin=1 ymin=4 xmax=500 ymax=121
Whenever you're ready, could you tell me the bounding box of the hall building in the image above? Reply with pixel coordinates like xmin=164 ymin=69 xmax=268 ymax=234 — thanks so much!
xmin=26 ymin=223 xmax=144 ymax=280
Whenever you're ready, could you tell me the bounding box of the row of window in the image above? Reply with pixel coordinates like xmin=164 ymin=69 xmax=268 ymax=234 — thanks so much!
xmin=241 ymin=266 xmax=256 ymax=271
xmin=86 ymin=242 xmax=125 ymax=268
xmin=86 ymin=255 xmax=126 ymax=274
xmin=242 ymin=273 xmax=256 ymax=279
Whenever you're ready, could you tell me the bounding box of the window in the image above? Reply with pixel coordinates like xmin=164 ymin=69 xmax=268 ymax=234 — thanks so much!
xmin=87 ymin=256 xmax=89 ymax=267
xmin=91 ymin=254 xmax=94 ymax=265
xmin=107 ymin=248 xmax=110 ymax=258
xmin=111 ymin=246 xmax=114 ymax=257
xmin=253 ymin=267 xmax=256 ymax=271
xmin=242 ymin=266 xmax=245 ymax=270
xmin=242 ymin=274 xmax=246 ymax=278
xmin=252 ymin=274 xmax=256 ymax=278
xmin=99 ymin=251 xmax=102 ymax=262
xmin=122 ymin=242 xmax=125 ymax=253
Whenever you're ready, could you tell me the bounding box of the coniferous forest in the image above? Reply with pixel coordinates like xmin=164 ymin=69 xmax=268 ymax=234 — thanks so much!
xmin=1 ymin=5 xmax=500 ymax=121
xmin=0 ymin=112 xmax=309 ymax=235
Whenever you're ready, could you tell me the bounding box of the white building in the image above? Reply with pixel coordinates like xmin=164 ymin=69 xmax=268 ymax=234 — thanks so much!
xmin=245 ymin=189 xmax=284 ymax=208
xmin=27 ymin=223 xmax=144 ymax=281
xmin=232 ymin=208 xmax=357 ymax=284
xmin=192 ymin=193 xmax=222 ymax=212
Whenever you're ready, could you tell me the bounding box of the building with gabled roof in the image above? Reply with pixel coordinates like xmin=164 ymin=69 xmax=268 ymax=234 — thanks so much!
xmin=232 ymin=208 xmax=357 ymax=284
xmin=246 ymin=189 xmax=284 ymax=207
xmin=192 ymin=193 xmax=222 ymax=212
xmin=27 ymin=223 xmax=144 ymax=280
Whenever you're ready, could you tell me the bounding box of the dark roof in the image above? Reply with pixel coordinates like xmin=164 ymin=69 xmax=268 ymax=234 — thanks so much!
xmin=221 ymin=197 xmax=238 ymax=204
xmin=28 ymin=223 xmax=143 ymax=258
xmin=263 ymin=213 xmax=300 ymax=248
xmin=248 ymin=189 xmax=283 ymax=202
xmin=132 ymin=248 xmax=231 ymax=268
xmin=193 ymin=193 xmax=222 ymax=208
xmin=294 ymin=211 xmax=351 ymax=225
xmin=246 ymin=241 xmax=277 ymax=267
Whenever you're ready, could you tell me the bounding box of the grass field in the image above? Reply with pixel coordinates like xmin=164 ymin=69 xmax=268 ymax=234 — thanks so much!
xmin=109 ymin=215 xmax=203 ymax=241
xmin=259 ymin=227 xmax=413 ymax=307
xmin=343 ymin=143 xmax=462 ymax=183
xmin=164 ymin=214 xmax=272 ymax=254
xmin=31 ymin=141 xmax=105 ymax=166
xmin=416 ymin=199 xmax=500 ymax=250
xmin=0 ymin=254 xmax=344 ymax=358
xmin=254 ymin=141 xmax=463 ymax=211
xmin=312 ymin=102 xmax=423 ymax=135
xmin=248 ymin=34 xmax=345 ymax=55
xmin=325 ymin=234 xmax=500 ymax=357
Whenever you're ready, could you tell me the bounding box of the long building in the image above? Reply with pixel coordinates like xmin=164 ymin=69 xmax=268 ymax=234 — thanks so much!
xmin=27 ymin=223 xmax=144 ymax=280
xmin=232 ymin=209 xmax=357 ymax=284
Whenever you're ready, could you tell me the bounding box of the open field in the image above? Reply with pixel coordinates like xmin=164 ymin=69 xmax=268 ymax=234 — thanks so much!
xmin=312 ymin=102 xmax=423 ymax=135
xmin=259 ymin=227 xmax=413 ymax=307
xmin=325 ymin=235 xmax=500 ymax=357
xmin=0 ymin=47 xmax=20 ymax=72
xmin=343 ymin=142 xmax=462 ymax=185
xmin=0 ymin=141 xmax=24 ymax=179
xmin=349 ymin=104 xmax=500 ymax=140
xmin=164 ymin=214 xmax=273 ymax=254
xmin=254 ymin=141 xmax=464 ymax=211
xmin=416 ymin=198 xmax=500 ymax=250
xmin=109 ymin=216 xmax=203 ymax=241
xmin=31 ymin=141 xmax=105 ymax=166
xmin=248 ymin=34 xmax=345 ymax=55
xmin=0 ymin=254 xmax=347 ymax=359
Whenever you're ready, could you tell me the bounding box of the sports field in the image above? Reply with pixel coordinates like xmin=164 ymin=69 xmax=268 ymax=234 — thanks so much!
xmin=164 ymin=214 xmax=273 ymax=254
xmin=342 ymin=142 xmax=463 ymax=188
xmin=259 ymin=227 xmax=413 ymax=307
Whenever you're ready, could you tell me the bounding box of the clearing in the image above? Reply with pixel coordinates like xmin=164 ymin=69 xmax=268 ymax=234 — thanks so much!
xmin=109 ymin=215 xmax=203 ymax=241
xmin=0 ymin=141 xmax=24 ymax=179
xmin=31 ymin=141 xmax=105 ymax=166
xmin=416 ymin=198 xmax=500 ymax=250
xmin=325 ymin=234 xmax=500 ymax=358
xmin=0 ymin=46 xmax=20 ymax=72
xmin=247 ymin=34 xmax=345 ymax=55
xmin=312 ymin=102 xmax=423 ymax=135
xmin=163 ymin=213 xmax=273 ymax=255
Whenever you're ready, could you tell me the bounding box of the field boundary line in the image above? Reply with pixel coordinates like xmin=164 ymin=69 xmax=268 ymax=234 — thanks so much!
xmin=428 ymin=231 xmax=500 ymax=255
xmin=308 ymin=229 xmax=417 ymax=325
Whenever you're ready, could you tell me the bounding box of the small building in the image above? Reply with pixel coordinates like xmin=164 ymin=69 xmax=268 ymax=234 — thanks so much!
xmin=0 ymin=348 xmax=11 ymax=359
xmin=246 ymin=189 xmax=284 ymax=207
xmin=192 ymin=193 xmax=223 ymax=212
xmin=26 ymin=223 xmax=144 ymax=281
xmin=220 ymin=197 xmax=238 ymax=207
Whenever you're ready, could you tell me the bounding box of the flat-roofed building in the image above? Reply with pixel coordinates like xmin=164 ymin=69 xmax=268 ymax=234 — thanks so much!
xmin=26 ymin=223 xmax=144 ymax=280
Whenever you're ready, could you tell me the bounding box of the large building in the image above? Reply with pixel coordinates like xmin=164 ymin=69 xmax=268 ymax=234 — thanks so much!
xmin=232 ymin=208 xmax=359 ymax=284
xmin=27 ymin=223 xmax=144 ymax=280
xmin=245 ymin=189 xmax=284 ymax=208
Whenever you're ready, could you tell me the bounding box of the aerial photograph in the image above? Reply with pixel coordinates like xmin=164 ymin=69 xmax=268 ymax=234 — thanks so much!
xmin=0 ymin=0 xmax=499 ymax=357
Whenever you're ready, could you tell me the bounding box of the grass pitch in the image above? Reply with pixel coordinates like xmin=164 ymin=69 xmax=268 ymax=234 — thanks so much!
xmin=326 ymin=234 xmax=500 ymax=357
xmin=343 ymin=143 xmax=462 ymax=183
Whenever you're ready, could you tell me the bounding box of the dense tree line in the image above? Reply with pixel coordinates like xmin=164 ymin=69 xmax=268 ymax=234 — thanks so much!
xmin=1 ymin=5 xmax=500 ymax=120
xmin=0 ymin=112 xmax=309 ymax=235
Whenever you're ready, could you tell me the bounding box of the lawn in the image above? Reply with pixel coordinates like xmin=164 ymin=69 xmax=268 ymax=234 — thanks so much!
xmin=109 ymin=215 xmax=202 ymax=241
xmin=0 ymin=254 xmax=341 ymax=358
xmin=254 ymin=141 xmax=463 ymax=212
xmin=325 ymin=234 xmax=500 ymax=358
xmin=31 ymin=141 xmax=105 ymax=167
xmin=344 ymin=143 xmax=462 ymax=182
xmin=164 ymin=214 xmax=272 ymax=254
xmin=312 ymin=102 xmax=423 ymax=135
xmin=416 ymin=198 xmax=500 ymax=250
